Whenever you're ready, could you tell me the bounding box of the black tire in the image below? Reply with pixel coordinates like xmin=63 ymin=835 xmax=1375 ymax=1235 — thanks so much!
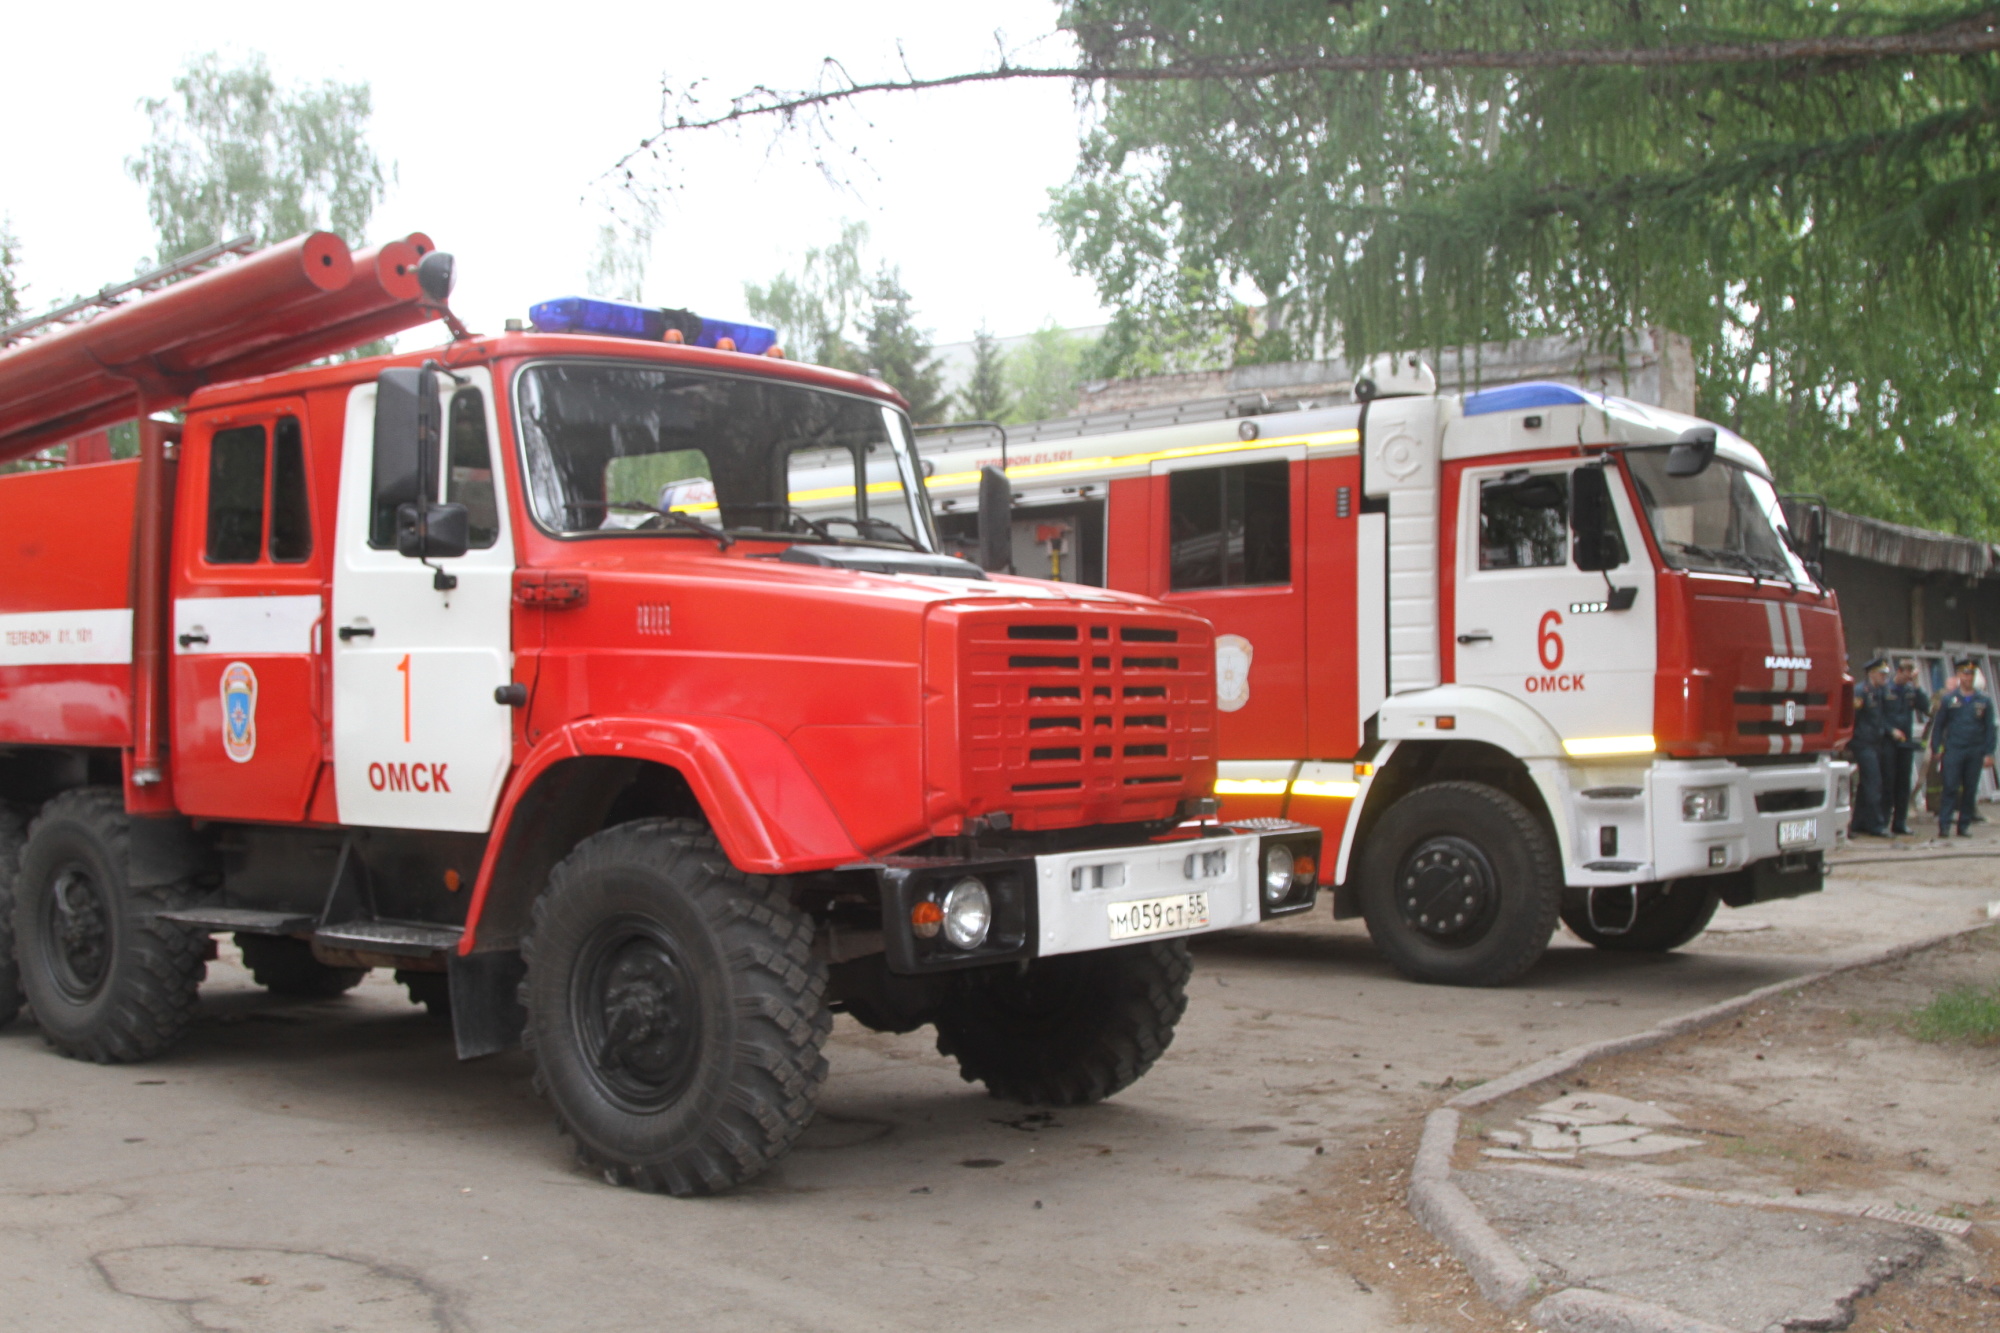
xmin=1560 ymin=881 xmax=1721 ymax=952
xmin=236 ymin=934 xmax=366 ymax=997
xmin=14 ymin=788 xmax=207 ymax=1062
xmin=520 ymin=818 xmax=830 ymax=1195
xmin=0 ymin=805 xmax=26 ymax=1030
xmin=932 ymin=940 xmax=1192 ymax=1106
xmin=397 ymin=969 xmax=451 ymax=1015
xmin=1357 ymin=781 xmax=1561 ymax=987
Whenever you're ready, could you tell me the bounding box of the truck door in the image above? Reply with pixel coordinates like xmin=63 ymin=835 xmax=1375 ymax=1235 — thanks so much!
xmin=1151 ymin=450 xmax=1308 ymax=759
xmin=330 ymin=369 xmax=514 ymax=832
xmin=1448 ymin=460 xmax=1656 ymax=743
xmin=171 ymin=403 xmax=326 ymax=821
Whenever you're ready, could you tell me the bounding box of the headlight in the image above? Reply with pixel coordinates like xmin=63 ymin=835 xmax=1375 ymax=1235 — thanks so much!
xmin=941 ymin=878 xmax=992 ymax=949
xmin=1681 ymin=786 xmax=1730 ymax=822
xmin=1262 ymin=844 xmax=1295 ymax=904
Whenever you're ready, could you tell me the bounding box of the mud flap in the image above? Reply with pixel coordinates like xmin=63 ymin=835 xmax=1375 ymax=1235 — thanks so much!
xmin=449 ymin=950 xmax=526 ymax=1059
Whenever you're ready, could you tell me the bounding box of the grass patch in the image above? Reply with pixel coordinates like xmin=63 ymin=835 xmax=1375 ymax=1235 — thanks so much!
xmin=1905 ymin=985 xmax=2000 ymax=1046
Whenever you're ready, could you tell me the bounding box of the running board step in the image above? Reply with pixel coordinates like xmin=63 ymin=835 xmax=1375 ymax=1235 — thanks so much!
xmin=312 ymin=921 xmax=463 ymax=958
xmin=157 ymin=908 xmax=317 ymax=935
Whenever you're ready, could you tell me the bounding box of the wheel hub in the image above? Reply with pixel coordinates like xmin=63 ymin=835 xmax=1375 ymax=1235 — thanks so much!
xmin=1396 ymin=837 xmax=1499 ymax=945
xmin=575 ymin=920 xmax=702 ymax=1112
xmin=45 ymin=867 xmax=111 ymax=1000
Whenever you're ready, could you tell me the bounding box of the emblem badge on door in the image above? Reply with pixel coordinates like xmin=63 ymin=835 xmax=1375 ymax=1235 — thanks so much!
xmin=221 ymin=661 xmax=258 ymax=763
xmin=1216 ymin=634 xmax=1254 ymax=714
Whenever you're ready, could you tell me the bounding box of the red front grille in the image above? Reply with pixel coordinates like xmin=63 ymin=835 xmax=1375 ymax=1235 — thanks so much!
xmin=939 ymin=606 xmax=1215 ymax=832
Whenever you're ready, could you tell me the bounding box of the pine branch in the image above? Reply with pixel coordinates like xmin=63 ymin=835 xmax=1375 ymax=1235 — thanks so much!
xmin=618 ymin=12 xmax=2000 ymax=168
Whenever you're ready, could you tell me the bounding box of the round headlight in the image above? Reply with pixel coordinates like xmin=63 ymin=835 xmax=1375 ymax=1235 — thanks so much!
xmin=941 ymin=877 xmax=992 ymax=949
xmin=1262 ymin=844 xmax=1295 ymax=904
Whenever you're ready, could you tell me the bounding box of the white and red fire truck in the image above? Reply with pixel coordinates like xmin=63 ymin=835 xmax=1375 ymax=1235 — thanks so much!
xmin=0 ymin=244 xmax=1321 ymax=1195
xmin=902 ymin=355 xmax=1855 ymax=986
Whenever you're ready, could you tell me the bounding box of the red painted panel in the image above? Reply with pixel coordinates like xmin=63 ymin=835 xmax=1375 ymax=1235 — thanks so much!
xmin=1105 ymin=475 xmax=1159 ymax=596
xmin=0 ymin=668 xmax=130 ymax=745
xmin=0 ymin=460 xmax=138 ymax=614
xmin=1283 ymin=791 xmax=1354 ymax=851
xmin=1303 ymin=454 xmax=1362 ymax=759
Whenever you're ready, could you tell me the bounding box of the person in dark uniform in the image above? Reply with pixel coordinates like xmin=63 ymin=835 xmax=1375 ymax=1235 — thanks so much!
xmin=1848 ymin=658 xmax=1892 ymax=837
xmin=1928 ymin=657 xmax=1997 ymax=838
xmin=1882 ymin=658 xmax=1931 ymax=836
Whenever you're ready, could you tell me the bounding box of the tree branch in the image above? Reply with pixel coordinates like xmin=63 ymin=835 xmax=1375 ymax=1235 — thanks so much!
xmin=618 ymin=13 xmax=2000 ymax=168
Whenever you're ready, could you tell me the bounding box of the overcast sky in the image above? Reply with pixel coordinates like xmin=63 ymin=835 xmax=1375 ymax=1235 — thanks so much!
xmin=2 ymin=1 xmax=1106 ymax=349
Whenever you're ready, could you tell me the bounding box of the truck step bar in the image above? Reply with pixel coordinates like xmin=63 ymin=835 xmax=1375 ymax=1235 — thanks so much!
xmin=157 ymin=908 xmax=317 ymax=935
xmin=310 ymin=921 xmax=463 ymax=958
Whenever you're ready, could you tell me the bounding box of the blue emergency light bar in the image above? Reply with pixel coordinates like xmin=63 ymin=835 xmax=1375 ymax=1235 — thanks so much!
xmin=526 ymin=296 xmax=778 ymax=354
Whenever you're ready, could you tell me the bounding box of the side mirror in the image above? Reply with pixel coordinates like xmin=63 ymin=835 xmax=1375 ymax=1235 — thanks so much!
xmin=1780 ymin=493 xmax=1828 ymax=567
xmin=396 ymin=501 xmax=470 ymax=560
xmin=371 ymin=367 xmax=441 ymax=546
xmin=1665 ymin=425 xmax=1717 ymax=478
xmin=977 ymin=465 xmax=1012 ymax=573
xmin=1570 ymin=466 xmax=1629 ymax=571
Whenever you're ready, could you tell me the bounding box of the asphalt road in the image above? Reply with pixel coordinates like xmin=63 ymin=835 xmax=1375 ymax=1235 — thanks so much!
xmin=2 ymin=839 xmax=1992 ymax=1333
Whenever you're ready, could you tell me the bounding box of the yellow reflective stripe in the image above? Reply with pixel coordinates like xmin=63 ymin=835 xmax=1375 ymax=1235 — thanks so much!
xmin=1214 ymin=778 xmax=1289 ymax=796
xmin=1290 ymin=779 xmax=1361 ymax=799
xmin=927 ymin=428 xmax=1360 ymax=491
xmin=1562 ymin=735 xmax=1657 ymax=757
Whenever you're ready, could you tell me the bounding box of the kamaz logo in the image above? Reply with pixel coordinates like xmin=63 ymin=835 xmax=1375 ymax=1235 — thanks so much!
xmin=1764 ymin=655 xmax=1812 ymax=671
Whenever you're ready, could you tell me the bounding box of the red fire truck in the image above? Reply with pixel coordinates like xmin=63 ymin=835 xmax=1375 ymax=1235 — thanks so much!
xmin=909 ymin=355 xmax=1854 ymax=987
xmin=0 ymin=240 xmax=1320 ymax=1195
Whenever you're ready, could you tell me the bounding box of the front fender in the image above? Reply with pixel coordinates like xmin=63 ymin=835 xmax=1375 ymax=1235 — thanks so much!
xmin=1377 ymin=684 xmax=1566 ymax=758
xmin=461 ymin=715 xmax=863 ymax=952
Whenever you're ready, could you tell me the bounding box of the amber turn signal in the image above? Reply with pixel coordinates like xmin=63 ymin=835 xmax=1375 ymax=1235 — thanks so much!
xmin=910 ymin=900 xmax=944 ymax=939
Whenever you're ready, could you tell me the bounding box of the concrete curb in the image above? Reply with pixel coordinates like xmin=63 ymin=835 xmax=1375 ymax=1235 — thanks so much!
xmin=1407 ymin=1108 xmax=1540 ymax=1307
xmin=1446 ymin=919 xmax=1995 ymax=1112
xmin=1530 ymin=1288 xmax=1738 ymax=1333
xmin=1405 ymin=919 xmax=1995 ymax=1331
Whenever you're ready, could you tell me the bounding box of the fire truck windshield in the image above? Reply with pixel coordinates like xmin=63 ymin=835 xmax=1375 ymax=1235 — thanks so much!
xmin=515 ymin=360 xmax=938 ymax=550
xmin=1624 ymin=450 xmax=1814 ymax=587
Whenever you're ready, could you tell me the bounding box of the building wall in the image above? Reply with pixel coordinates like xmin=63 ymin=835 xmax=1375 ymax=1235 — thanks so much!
xmin=1820 ymin=549 xmax=2000 ymax=667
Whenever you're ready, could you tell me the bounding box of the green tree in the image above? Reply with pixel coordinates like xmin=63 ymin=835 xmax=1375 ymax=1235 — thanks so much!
xmin=862 ymin=267 xmax=949 ymax=423
xmin=1041 ymin=1 xmax=2000 ymax=535
xmin=957 ymin=327 xmax=1013 ymax=422
xmin=589 ymin=215 xmax=653 ymax=301
xmin=1007 ymin=324 xmax=1100 ymax=423
xmin=0 ymin=219 xmax=22 ymax=326
xmin=744 ymin=221 xmax=871 ymax=368
xmin=127 ymin=52 xmax=386 ymax=262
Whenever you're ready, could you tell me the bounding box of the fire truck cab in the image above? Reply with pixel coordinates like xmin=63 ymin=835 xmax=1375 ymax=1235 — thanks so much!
xmin=0 ymin=258 xmax=1321 ymax=1196
xmin=909 ymin=356 xmax=1854 ymax=986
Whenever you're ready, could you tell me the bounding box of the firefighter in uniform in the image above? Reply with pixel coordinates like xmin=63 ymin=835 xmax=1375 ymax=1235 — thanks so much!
xmin=1928 ymin=657 xmax=1997 ymax=838
xmin=1882 ymin=658 xmax=1930 ymax=836
xmin=1848 ymin=658 xmax=1892 ymax=837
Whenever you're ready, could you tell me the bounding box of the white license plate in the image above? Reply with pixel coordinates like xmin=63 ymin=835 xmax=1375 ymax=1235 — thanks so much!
xmin=1779 ymin=817 xmax=1818 ymax=847
xmin=1107 ymin=892 xmax=1210 ymax=941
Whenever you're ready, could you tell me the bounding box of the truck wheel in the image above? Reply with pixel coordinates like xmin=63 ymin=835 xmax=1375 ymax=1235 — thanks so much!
xmin=14 ymin=789 xmax=207 ymax=1062
xmin=520 ymin=819 xmax=830 ymax=1196
xmin=235 ymin=934 xmax=366 ymax=997
xmin=1358 ymin=781 xmax=1561 ymax=987
xmin=1560 ymin=882 xmax=1720 ymax=952
xmin=0 ymin=806 xmax=26 ymax=1029
xmin=397 ymin=970 xmax=451 ymax=1015
xmin=932 ymin=940 xmax=1192 ymax=1106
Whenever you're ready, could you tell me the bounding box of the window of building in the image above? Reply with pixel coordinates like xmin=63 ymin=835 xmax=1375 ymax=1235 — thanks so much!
xmin=1168 ymin=460 xmax=1290 ymax=590
xmin=206 ymin=425 xmax=267 ymax=564
xmin=1478 ymin=471 xmax=1570 ymax=570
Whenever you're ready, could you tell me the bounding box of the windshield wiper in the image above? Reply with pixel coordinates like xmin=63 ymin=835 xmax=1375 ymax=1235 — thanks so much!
xmin=579 ymin=500 xmax=734 ymax=549
xmin=727 ymin=502 xmax=838 ymax=543
xmin=818 ymin=515 xmax=925 ymax=550
xmin=1669 ymin=541 xmax=1763 ymax=580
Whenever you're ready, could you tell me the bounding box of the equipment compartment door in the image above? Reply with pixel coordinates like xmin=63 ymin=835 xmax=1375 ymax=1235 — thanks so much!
xmin=331 ymin=369 xmax=514 ymax=832
xmin=1149 ymin=450 xmax=1309 ymax=760
xmin=170 ymin=404 xmax=325 ymax=822
xmin=1448 ymin=459 xmax=1656 ymax=744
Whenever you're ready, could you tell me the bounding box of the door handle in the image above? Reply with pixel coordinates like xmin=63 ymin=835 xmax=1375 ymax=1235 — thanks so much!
xmin=1457 ymin=631 xmax=1493 ymax=644
xmin=176 ymin=630 xmax=209 ymax=649
xmin=337 ymin=624 xmax=376 ymax=641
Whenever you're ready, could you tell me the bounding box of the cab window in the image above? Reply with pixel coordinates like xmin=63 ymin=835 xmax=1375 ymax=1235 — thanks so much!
xmin=1168 ymin=460 xmax=1290 ymax=590
xmin=1478 ymin=471 xmax=1569 ymax=569
xmin=445 ymin=389 xmax=501 ymax=548
xmin=206 ymin=426 xmax=268 ymax=564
